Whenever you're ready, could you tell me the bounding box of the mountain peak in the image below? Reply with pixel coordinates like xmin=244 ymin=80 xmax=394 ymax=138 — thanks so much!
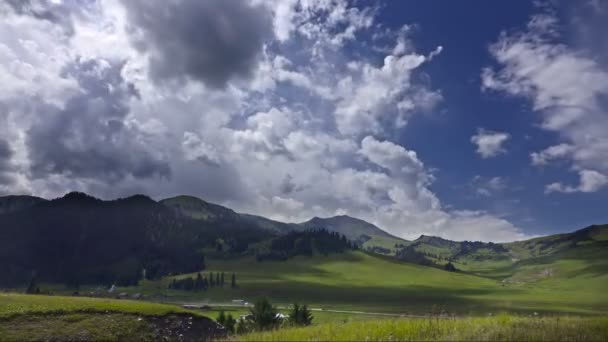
xmin=59 ymin=192 xmax=101 ymax=203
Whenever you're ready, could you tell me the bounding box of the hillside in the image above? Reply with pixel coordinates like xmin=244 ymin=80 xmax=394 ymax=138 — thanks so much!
xmin=0 ymin=293 xmax=224 ymax=341
xmin=298 ymin=215 xmax=408 ymax=253
xmin=0 ymin=195 xmax=47 ymax=215
xmin=160 ymin=195 xmax=408 ymax=252
xmin=171 ymin=249 xmax=608 ymax=315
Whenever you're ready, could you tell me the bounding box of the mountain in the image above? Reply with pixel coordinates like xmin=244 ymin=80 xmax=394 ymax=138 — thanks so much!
xmin=1 ymin=190 xmax=606 ymax=289
xmin=161 ymin=195 xmax=293 ymax=234
xmin=160 ymin=195 xmax=406 ymax=250
xmin=396 ymin=224 xmax=608 ymax=279
xmin=0 ymin=192 xmax=274 ymax=287
xmin=0 ymin=195 xmax=47 ymax=215
xmin=298 ymin=215 xmax=408 ymax=253
xmin=160 ymin=195 xmax=240 ymax=221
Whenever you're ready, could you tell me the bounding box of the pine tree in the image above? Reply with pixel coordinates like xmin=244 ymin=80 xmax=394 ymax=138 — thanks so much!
xmin=217 ymin=311 xmax=226 ymax=326
xmin=195 ymin=272 xmax=203 ymax=291
xmin=249 ymin=297 xmax=279 ymax=331
xmin=224 ymin=314 xmax=236 ymax=334
xmin=231 ymin=273 xmax=236 ymax=288
xmin=210 ymin=272 xmax=215 ymax=287
xmin=25 ymin=274 xmax=38 ymax=294
xmin=216 ymin=272 xmax=220 ymax=286
xmin=220 ymin=272 xmax=225 ymax=286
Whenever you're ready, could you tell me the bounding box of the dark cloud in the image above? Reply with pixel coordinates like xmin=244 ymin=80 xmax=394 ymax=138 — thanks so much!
xmin=279 ymin=174 xmax=296 ymax=194
xmin=0 ymin=139 xmax=14 ymax=185
xmin=26 ymin=58 xmax=170 ymax=184
xmin=3 ymin=0 xmax=76 ymax=36
xmin=121 ymin=0 xmax=272 ymax=88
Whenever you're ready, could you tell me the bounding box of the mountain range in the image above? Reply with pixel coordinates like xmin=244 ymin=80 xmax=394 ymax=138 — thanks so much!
xmin=0 ymin=192 xmax=606 ymax=287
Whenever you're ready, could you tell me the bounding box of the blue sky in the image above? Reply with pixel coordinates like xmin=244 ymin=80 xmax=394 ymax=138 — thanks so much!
xmin=377 ymin=0 xmax=608 ymax=236
xmin=0 ymin=0 xmax=606 ymax=241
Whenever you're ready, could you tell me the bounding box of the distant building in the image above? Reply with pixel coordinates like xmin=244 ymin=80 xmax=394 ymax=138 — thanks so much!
xmin=231 ymin=299 xmax=245 ymax=305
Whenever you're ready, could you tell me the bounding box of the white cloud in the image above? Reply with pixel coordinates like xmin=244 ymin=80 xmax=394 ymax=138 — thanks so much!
xmin=546 ymin=169 xmax=608 ymax=194
xmin=0 ymin=0 xmax=528 ymax=242
xmin=530 ymin=143 xmax=575 ymax=166
xmin=470 ymin=128 xmax=510 ymax=158
xmin=483 ymin=12 xmax=608 ymax=193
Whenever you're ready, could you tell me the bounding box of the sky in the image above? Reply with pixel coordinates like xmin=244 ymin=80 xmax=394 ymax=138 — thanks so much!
xmin=0 ymin=0 xmax=607 ymax=242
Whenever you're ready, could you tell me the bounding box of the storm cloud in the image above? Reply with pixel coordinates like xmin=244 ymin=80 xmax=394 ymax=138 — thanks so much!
xmin=3 ymin=0 xmax=77 ymax=36
xmin=0 ymin=139 xmax=13 ymax=184
xmin=121 ymin=0 xmax=273 ymax=88
xmin=26 ymin=59 xmax=170 ymax=184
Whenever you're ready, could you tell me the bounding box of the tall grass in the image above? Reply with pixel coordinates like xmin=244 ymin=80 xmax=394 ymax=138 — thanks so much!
xmin=0 ymin=293 xmax=195 ymax=318
xmin=236 ymin=315 xmax=608 ymax=341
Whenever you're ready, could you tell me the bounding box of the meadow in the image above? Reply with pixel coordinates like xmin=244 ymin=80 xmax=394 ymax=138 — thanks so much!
xmin=142 ymin=250 xmax=608 ymax=316
xmin=0 ymin=293 xmax=221 ymax=341
xmin=236 ymin=315 xmax=608 ymax=341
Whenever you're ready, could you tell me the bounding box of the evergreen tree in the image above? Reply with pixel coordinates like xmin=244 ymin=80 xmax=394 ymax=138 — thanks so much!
xmin=210 ymin=272 xmax=215 ymax=287
xmin=288 ymin=303 xmax=313 ymax=326
xmin=220 ymin=272 xmax=225 ymax=286
xmin=216 ymin=272 xmax=220 ymax=286
xmin=299 ymin=304 xmax=313 ymax=326
xmin=25 ymin=274 xmax=38 ymax=294
xmin=224 ymin=314 xmax=236 ymax=334
xmin=231 ymin=273 xmax=236 ymax=288
xmin=184 ymin=277 xmax=194 ymax=291
xmin=195 ymin=272 xmax=203 ymax=291
xmin=203 ymin=276 xmax=209 ymax=290
xmin=217 ymin=311 xmax=226 ymax=326
xmin=200 ymin=254 xmax=206 ymax=271
xmin=249 ymin=297 xmax=280 ymax=331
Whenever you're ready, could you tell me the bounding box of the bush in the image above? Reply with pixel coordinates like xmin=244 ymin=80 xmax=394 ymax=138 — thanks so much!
xmin=249 ymin=297 xmax=280 ymax=331
xmin=288 ymin=303 xmax=313 ymax=326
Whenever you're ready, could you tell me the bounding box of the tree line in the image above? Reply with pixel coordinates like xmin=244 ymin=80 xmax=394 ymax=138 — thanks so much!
xmin=255 ymin=229 xmax=356 ymax=261
xmin=168 ymin=272 xmax=237 ymax=291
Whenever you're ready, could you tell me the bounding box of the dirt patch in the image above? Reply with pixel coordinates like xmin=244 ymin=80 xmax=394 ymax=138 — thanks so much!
xmin=145 ymin=313 xmax=226 ymax=341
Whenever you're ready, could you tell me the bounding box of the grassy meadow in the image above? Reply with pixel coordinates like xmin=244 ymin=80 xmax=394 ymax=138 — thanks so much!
xmin=235 ymin=315 xmax=608 ymax=341
xmin=141 ymin=250 xmax=608 ymax=315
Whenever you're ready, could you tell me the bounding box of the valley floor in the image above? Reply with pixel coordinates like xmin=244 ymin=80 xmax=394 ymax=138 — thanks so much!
xmin=131 ymin=251 xmax=608 ymax=316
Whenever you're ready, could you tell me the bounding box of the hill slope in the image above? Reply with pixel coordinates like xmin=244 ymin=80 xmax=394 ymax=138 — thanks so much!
xmin=0 ymin=195 xmax=46 ymax=215
xmin=298 ymin=215 xmax=407 ymax=252
xmin=194 ymin=249 xmax=608 ymax=315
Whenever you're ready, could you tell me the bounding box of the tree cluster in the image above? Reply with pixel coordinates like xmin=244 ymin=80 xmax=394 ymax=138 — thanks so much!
xmin=288 ymin=303 xmax=313 ymax=326
xmin=168 ymin=272 xmax=235 ymax=291
xmin=217 ymin=311 xmax=237 ymax=334
xmin=255 ymin=229 xmax=355 ymax=261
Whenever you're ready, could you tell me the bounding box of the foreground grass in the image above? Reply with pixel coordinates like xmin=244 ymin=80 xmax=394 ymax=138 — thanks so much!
xmin=0 ymin=294 xmax=223 ymax=341
xmin=0 ymin=313 xmax=152 ymax=341
xmin=0 ymin=293 xmax=195 ymax=318
xmin=237 ymin=316 xmax=608 ymax=341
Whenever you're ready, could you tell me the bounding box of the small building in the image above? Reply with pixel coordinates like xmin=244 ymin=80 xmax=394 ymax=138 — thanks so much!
xmin=231 ymin=299 xmax=246 ymax=305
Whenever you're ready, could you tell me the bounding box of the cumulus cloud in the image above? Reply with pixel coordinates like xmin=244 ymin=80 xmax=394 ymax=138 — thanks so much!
xmin=471 ymin=176 xmax=508 ymax=197
xmin=483 ymin=11 xmax=608 ymax=193
xmin=546 ymin=169 xmax=608 ymax=194
xmin=120 ymin=0 xmax=273 ymax=88
xmin=470 ymin=128 xmax=510 ymax=158
xmin=0 ymin=0 xmax=528 ymax=242
xmin=25 ymin=59 xmax=170 ymax=183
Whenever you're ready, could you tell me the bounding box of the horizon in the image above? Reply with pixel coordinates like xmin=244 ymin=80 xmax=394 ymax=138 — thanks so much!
xmin=3 ymin=189 xmax=600 ymax=244
xmin=1 ymin=0 xmax=607 ymax=243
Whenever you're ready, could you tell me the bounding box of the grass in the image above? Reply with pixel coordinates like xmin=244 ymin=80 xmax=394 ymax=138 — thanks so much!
xmin=0 ymin=293 xmax=196 ymax=318
xmin=145 ymin=250 xmax=608 ymax=315
xmin=0 ymin=293 xmax=219 ymax=341
xmin=0 ymin=313 xmax=153 ymax=341
xmin=235 ymin=315 xmax=608 ymax=341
